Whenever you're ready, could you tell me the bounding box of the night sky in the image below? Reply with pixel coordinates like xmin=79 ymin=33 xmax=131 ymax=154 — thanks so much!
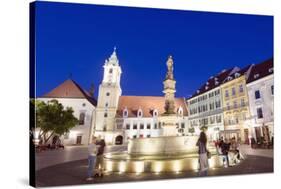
xmin=34 ymin=1 xmax=273 ymax=98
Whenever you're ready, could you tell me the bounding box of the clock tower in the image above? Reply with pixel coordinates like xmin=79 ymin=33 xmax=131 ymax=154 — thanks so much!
xmin=92 ymin=47 xmax=122 ymax=144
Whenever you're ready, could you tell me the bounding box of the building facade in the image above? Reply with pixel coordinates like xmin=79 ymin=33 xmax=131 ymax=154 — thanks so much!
xmin=38 ymin=79 xmax=97 ymax=145
xmin=220 ymin=66 xmax=253 ymax=143
xmin=187 ymin=67 xmax=239 ymax=141
xmin=246 ymin=58 xmax=273 ymax=143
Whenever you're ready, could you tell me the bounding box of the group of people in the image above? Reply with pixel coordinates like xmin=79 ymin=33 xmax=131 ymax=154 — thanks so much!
xmin=215 ymin=137 xmax=244 ymax=167
xmin=197 ymin=132 xmax=244 ymax=176
xmin=86 ymin=135 xmax=106 ymax=181
xmin=87 ymin=132 xmax=244 ymax=179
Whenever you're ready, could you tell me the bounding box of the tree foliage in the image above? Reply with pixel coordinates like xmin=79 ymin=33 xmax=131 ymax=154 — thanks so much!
xmin=35 ymin=99 xmax=78 ymax=144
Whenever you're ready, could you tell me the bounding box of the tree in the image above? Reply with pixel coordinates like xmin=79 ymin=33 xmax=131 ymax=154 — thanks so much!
xmin=35 ymin=99 xmax=78 ymax=144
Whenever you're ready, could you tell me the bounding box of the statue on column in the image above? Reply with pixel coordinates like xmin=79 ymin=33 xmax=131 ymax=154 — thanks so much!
xmin=166 ymin=55 xmax=174 ymax=80
xmin=163 ymin=55 xmax=176 ymax=115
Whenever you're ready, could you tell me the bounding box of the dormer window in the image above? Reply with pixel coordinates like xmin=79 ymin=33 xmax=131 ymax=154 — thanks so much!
xmin=235 ymin=73 xmax=240 ymax=78
xmin=254 ymin=74 xmax=260 ymax=79
xmin=137 ymin=109 xmax=143 ymax=117
xmin=269 ymin=68 xmax=273 ymax=73
xmin=227 ymin=76 xmax=232 ymax=81
xmin=215 ymin=81 xmax=219 ymax=85
xmin=215 ymin=77 xmax=218 ymax=81
xmin=205 ymin=86 xmax=209 ymax=90
xmin=123 ymin=108 xmax=128 ymax=118
xmin=153 ymin=109 xmax=158 ymax=117
xmin=206 ymin=82 xmax=209 ymax=85
xmin=178 ymin=106 xmax=183 ymax=116
xmin=197 ymin=90 xmax=200 ymax=94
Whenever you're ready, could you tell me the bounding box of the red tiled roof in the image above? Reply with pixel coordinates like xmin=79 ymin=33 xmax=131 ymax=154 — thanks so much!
xmin=116 ymin=96 xmax=188 ymax=117
xmin=247 ymin=58 xmax=273 ymax=83
xmin=42 ymin=79 xmax=97 ymax=106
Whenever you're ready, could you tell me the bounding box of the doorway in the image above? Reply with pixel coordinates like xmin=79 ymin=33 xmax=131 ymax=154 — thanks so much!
xmin=76 ymin=135 xmax=82 ymax=145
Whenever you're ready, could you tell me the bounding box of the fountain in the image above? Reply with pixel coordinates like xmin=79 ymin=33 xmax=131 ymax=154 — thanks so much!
xmin=103 ymin=56 xmax=228 ymax=174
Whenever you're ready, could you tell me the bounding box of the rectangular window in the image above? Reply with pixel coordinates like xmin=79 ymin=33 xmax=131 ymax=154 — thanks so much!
xmin=133 ymin=135 xmax=137 ymax=139
xmin=147 ymin=124 xmax=151 ymax=129
xmin=225 ymin=90 xmax=229 ymax=98
xmin=79 ymin=112 xmax=85 ymax=125
xmin=181 ymin=123 xmax=185 ymax=129
xmin=257 ymin=108 xmax=263 ymax=119
xmin=255 ymin=90 xmax=261 ymax=99
xmin=133 ymin=124 xmax=137 ymax=129
xmin=241 ymin=99 xmax=245 ymax=107
xmin=239 ymin=85 xmax=244 ymax=93
xmin=117 ymin=124 xmax=123 ymax=130
xmin=126 ymin=124 xmax=130 ymax=130
xmin=216 ymin=115 xmax=221 ymax=123
xmin=271 ymin=85 xmax=274 ymax=95
xmin=147 ymin=135 xmax=151 ymax=138
xmin=227 ymin=103 xmax=230 ymax=110
xmin=233 ymin=101 xmax=237 ymax=109
xmin=232 ymin=87 xmax=236 ymax=96
xmin=215 ymin=100 xmax=221 ymax=108
xmin=154 ymin=123 xmax=157 ymax=129
xmin=210 ymin=117 xmax=215 ymax=124
xmin=235 ymin=116 xmax=239 ymax=124
xmin=140 ymin=124 xmax=144 ymax=129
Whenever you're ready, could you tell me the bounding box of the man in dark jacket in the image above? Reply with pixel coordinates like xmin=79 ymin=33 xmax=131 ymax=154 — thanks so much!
xmin=221 ymin=139 xmax=230 ymax=167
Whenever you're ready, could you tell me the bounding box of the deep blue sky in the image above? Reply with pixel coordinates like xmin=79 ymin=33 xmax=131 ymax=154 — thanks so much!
xmin=35 ymin=1 xmax=273 ymax=98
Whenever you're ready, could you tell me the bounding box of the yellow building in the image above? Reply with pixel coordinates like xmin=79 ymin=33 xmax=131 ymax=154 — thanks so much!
xmin=220 ymin=65 xmax=253 ymax=143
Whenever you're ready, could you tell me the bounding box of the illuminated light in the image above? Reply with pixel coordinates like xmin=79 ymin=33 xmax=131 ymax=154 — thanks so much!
xmin=208 ymin=158 xmax=215 ymax=168
xmin=172 ymin=160 xmax=182 ymax=172
xmin=134 ymin=161 xmax=144 ymax=174
xmin=191 ymin=159 xmax=199 ymax=170
xmin=118 ymin=162 xmax=126 ymax=173
xmin=105 ymin=161 xmax=113 ymax=172
xmin=153 ymin=162 xmax=163 ymax=174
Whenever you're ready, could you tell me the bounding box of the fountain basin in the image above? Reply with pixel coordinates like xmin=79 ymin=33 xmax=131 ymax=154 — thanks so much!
xmin=128 ymin=135 xmax=214 ymax=155
xmin=103 ymin=151 xmax=223 ymax=173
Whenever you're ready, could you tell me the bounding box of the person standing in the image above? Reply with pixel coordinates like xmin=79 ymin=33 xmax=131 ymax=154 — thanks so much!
xmin=86 ymin=137 xmax=98 ymax=181
xmin=95 ymin=135 xmax=106 ymax=177
xmin=196 ymin=131 xmax=209 ymax=176
xmin=221 ymin=138 xmax=230 ymax=167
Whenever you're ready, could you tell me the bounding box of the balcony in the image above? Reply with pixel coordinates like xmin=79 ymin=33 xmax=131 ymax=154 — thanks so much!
xmin=223 ymin=102 xmax=249 ymax=112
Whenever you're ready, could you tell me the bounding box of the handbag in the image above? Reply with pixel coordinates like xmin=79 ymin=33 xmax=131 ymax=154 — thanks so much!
xmin=207 ymin=150 xmax=211 ymax=159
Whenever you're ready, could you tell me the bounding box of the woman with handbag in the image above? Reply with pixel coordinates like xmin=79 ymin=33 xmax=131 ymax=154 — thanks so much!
xmin=196 ymin=131 xmax=209 ymax=176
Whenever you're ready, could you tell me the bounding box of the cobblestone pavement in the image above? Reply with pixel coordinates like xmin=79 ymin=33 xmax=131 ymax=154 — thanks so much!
xmin=35 ymin=145 xmax=127 ymax=170
xmin=36 ymin=155 xmax=273 ymax=187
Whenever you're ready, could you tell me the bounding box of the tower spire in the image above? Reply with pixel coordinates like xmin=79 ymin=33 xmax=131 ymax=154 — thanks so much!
xmin=106 ymin=46 xmax=119 ymax=66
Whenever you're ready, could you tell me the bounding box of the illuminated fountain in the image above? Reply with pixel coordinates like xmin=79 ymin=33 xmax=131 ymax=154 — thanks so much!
xmin=103 ymin=56 xmax=228 ymax=174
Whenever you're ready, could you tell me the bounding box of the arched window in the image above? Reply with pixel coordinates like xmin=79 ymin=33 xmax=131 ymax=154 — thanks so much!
xmin=123 ymin=108 xmax=128 ymax=118
xmin=104 ymin=112 xmax=108 ymax=118
xmin=153 ymin=109 xmax=158 ymax=117
xmin=109 ymin=68 xmax=113 ymax=74
xmin=79 ymin=112 xmax=85 ymax=125
xmin=137 ymin=109 xmax=143 ymax=117
xmin=178 ymin=106 xmax=183 ymax=116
